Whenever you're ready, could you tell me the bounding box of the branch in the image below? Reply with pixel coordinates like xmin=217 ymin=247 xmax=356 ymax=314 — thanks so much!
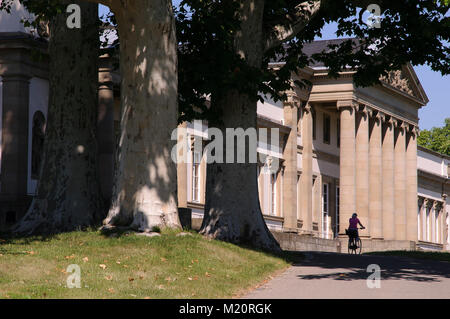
xmin=263 ymin=0 xmax=321 ymax=52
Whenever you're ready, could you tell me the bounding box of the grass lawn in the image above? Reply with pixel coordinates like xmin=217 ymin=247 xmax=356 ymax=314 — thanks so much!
xmin=0 ymin=229 xmax=290 ymax=299
xmin=365 ymin=250 xmax=450 ymax=262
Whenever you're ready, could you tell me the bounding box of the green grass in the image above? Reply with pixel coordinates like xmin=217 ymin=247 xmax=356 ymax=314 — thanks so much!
xmin=365 ymin=250 xmax=450 ymax=262
xmin=0 ymin=229 xmax=290 ymax=299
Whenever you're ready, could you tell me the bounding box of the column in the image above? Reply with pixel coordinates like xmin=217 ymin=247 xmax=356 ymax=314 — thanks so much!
xmin=276 ymin=167 xmax=283 ymax=217
xmin=176 ymin=121 xmax=188 ymax=208
xmin=355 ymin=106 xmax=369 ymax=237
xmin=98 ymin=53 xmax=115 ymax=203
xmin=443 ymin=195 xmax=448 ymax=246
xmin=394 ymin=122 xmax=407 ymax=240
xmin=369 ymin=112 xmax=383 ymax=239
xmin=297 ymin=174 xmax=301 ymax=220
xmin=1 ymin=74 xmax=30 ymax=198
xmin=424 ymin=199 xmax=433 ymax=242
xmin=258 ymin=165 xmax=264 ymax=210
xmin=282 ymin=99 xmax=298 ymax=229
xmin=313 ymin=175 xmax=321 ymax=231
xmin=300 ymin=103 xmax=313 ymax=233
xmin=418 ymin=197 xmax=424 ymax=241
xmin=337 ymin=101 xmax=356 ymax=235
xmin=406 ymin=127 xmax=418 ymax=241
xmin=382 ymin=118 xmax=395 ymax=240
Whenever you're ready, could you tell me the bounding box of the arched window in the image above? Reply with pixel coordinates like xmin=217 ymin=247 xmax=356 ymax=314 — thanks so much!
xmin=31 ymin=111 xmax=46 ymax=179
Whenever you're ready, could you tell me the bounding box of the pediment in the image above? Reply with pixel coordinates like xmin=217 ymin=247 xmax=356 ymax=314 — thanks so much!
xmin=379 ymin=64 xmax=429 ymax=105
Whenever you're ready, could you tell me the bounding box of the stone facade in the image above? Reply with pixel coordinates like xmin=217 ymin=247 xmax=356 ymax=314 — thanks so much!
xmin=0 ymin=4 xmax=449 ymax=251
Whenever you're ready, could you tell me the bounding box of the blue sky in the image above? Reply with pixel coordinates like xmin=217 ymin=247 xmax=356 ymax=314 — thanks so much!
xmin=99 ymin=4 xmax=449 ymax=130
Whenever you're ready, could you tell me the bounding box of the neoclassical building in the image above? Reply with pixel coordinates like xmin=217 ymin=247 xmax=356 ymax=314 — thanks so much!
xmin=0 ymin=2 xmax=449 ymax=251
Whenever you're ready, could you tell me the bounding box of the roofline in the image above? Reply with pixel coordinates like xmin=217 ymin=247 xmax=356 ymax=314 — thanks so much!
xmin=418 ymin=145 xmax=450 ymax=160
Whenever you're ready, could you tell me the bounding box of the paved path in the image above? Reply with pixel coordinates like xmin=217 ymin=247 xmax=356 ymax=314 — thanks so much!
xmin=244 ymin=252 xmax=450 ymax=299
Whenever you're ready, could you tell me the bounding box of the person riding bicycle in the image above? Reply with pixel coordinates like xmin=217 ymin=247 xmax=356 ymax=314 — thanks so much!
xmin=347 ymin=213 xmax=365 ymax=245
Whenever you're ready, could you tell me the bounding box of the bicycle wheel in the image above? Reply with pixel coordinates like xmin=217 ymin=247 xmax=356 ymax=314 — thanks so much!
xmin=356 ymin=238 xmax=362 ymax=255
xmin=348 ymin=238 xmax=355 ymax=254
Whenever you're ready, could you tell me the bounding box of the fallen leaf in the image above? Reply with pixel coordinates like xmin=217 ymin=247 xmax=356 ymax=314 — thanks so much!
xmin=128 ymin=277 xmax=134 ymax=282
xmin=160 ymin=257 xmax=167 ymax=262
xmin=82 ymin=257 xmax=89 ymax=263
xmin=144 ymin=296 xmax=151 ymax=299
xmin=65 ymin=255 xmax=75 ymax=260
xmin=205 ymin=272 xmax=211 ymax=277
xmin=116 ymin=261 xmax=121 ymax=264
xmin=188 ymin=277 xmax=193 ymax=281
xmin=108 ymin=288 xmax=115 ymax=294
xmin=105 ymin=275 xmax=113 ymax=281
xmin=99 ymin=264 xmax=107 ymax=270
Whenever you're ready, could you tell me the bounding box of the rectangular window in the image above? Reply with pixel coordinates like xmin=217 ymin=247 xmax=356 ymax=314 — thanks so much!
xmin=192 ymin=151 xmax=201 ymax=202
xmin=323 ymin=183 xmax=329 ymax=213
xmin=323 ymin=114 xmax=331 ymax=144
xmin=322 ymin=183 xmax=329 ymax=239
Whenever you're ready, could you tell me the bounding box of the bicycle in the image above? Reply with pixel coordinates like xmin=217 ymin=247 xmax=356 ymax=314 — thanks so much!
xmin=345 ymin=227 xmax=365 ymax=254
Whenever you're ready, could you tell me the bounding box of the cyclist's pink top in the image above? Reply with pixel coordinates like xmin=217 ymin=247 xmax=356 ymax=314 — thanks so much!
xmin=349 ymin=217 xmax=360 ymax=229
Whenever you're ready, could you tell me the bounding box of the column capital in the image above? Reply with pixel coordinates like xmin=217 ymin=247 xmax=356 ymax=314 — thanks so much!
xmin=302 ymin=102 xmax=314 ymax=113
xmin=418 ymin=196 xmax=425 ymax=206
xmin=407 ymin=125 xmax=420 ymax=137
xmin=337 ymin=99 xmax=358 ymax=111
xmin=393 ymin=119 xmax=408 ymax=132
xmin=285 ymin=91 xmax=301 ymax=108
xmin=433 ymin=201 xmax=443 ymax=211
xmin=424 ymin=198 xmax=434 ymax=209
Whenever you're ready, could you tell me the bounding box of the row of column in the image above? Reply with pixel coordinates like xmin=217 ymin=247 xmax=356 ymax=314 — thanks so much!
xmin=417 ymin=197 xmax=446 ymax=244
xmin=338 ymin=100 xmax=419 ymax=241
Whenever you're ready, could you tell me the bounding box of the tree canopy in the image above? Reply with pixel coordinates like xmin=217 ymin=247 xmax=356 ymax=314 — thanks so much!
xmin=418 ymin=118 xmax=450 ymax=156
xmin=177 ymin=0 xmax=449 ymax=124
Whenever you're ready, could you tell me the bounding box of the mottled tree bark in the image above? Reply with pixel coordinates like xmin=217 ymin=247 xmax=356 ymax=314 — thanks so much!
xmin=102 ymin=0 xmax=181 ymax=231
xmin=15 ymin=1 xmax=103 ymax=235
xmin=200 ymin=0 xmax=280 ymax=251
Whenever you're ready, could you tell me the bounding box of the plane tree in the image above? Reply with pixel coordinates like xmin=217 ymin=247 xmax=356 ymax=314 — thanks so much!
xmin=0 ymin=0 xmax=104 ymax=234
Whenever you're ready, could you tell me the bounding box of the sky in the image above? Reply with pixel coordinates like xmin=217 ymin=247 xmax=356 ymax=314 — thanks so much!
xmin=99 ymin=4 xmax=449 ymax=131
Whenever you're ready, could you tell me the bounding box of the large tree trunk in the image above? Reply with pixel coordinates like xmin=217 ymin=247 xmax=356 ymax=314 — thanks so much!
xmin=14 ymin=1 xmax=103 ymax=235
xmin=200 ymin=0 xmax=280 ymax=251
xmin=102 ymin=0 xmax=181 ymax=231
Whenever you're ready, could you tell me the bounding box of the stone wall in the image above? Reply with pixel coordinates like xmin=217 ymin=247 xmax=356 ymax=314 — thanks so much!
xmin=272 ymin=231 xmax=417 ymax=253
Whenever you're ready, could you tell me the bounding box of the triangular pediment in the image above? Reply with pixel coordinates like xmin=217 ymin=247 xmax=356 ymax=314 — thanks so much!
xmin=380 ymin=64 xmax=429 ymax=105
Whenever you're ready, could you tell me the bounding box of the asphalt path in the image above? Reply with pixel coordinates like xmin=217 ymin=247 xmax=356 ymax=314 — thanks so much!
xmin=243 ymin=252 xmax=450 ymax=299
